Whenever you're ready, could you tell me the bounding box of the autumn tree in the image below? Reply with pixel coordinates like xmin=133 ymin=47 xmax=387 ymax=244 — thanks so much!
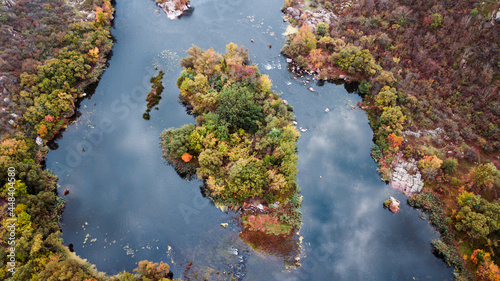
xmin=418 ymin=155 xmax=443 ymax=179
xmin=330 ymin=45 xmax=380 ymax=76
xmin=477 ymin=253 xmax=500 ymax=281
xmin=378 ymin=106 xmax=405 ymax=137
xmin=282 ymin=24 xmax=317 ymax=58
xmin=469 ymin=163 xmax=499 ymax=191
xmin=387 ymin=133 xmax=403 ymax=149
xmin=376 ymin=86 xmax=397 ymax=108
xmin=227 ymin=157 xmax=266 ymax=202
xmin=133 ymin=260 xmax=173 ymax=281
xmin=197 ymin=149 xmax=223 ymax=179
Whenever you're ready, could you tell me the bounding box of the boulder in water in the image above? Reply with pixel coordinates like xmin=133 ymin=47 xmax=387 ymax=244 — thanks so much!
xmin=384 ymin=196 xmax=400 ymax=213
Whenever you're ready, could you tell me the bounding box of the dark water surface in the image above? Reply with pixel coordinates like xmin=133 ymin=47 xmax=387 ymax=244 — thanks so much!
xmin=46 ymin=0 xmax=454 ymax=279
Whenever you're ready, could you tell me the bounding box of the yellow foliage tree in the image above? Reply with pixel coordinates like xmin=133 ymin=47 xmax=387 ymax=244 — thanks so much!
xmin=418 ymin=155 xmax=442 ymax=179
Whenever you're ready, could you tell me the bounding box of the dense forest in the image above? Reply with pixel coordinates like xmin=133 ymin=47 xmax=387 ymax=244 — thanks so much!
xmin=281 ymin=0 xmax=500 ymax=279
xmin=161 ymin=44 xmax=302 ymax=237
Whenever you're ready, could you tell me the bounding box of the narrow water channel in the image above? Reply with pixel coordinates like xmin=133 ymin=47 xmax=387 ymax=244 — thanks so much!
xmin=46 ymin=0 xmax=454 ymax=279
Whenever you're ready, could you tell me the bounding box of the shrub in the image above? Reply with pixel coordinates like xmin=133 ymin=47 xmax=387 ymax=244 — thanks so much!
xmin=315 ymin=22 xmax=329 ymax=37
xmin=377 ymin=33 xmax=392 ymax=48
xmin=432 ymin=240 xmax=464 ymax=270
xmin=408 ymin=191 xmax=454 ymax=243
xmin=358 ymin=80 xmax=372 ymax=94
xmin=451 ymin=177 xmax=461 ymax=186
xmin=464 ymin=147 xmax=479 ymax=162
xmin=429 ymin=13 xmax=443 ymax=30
xmin=441 ymin=158 xmax=458 ymax=174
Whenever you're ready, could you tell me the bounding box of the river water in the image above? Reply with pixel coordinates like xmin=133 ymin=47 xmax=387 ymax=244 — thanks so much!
xmin=46 ymin=0 xmax=454 ymax=279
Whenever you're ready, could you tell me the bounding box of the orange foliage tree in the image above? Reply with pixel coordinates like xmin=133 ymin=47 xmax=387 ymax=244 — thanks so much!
xmin=37 ymin=124 xmax=48 ymax=138
xmin=181 ymin=152 xmax=193 ymax=163
xmin=388 ymin=133 xmax=403 ymax=149
xmin=44 ymin=115 xmax=55 ymax=122
xmin=476 ymin=253 xmax=500 ymax=281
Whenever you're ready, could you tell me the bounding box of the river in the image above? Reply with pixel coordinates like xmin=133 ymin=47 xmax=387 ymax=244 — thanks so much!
xmin=46 ymin=0 xmax=454 ymax=279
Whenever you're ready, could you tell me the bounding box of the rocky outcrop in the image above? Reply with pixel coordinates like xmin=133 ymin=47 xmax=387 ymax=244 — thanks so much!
xmin=402 ymin=127 xmax=445 ymax=138
xmin=155 ymin=0 xmax=191 ymax=20
xmin=494 ymin=9 xmax=500 ymax=23
xmin=284 ymin=6 xmax=302 ymax=21
xmin=390 ymin=153 xmax=424 ymax=195
xmin=1 ymin=0 xmax=16 ymax=7
xmin=283 ymin=4 xmax=337 ymax=29
xmin=302 ymin=9 xmax=337 ymax=28
xmin=384 ymin=196 xmax=401 ymax=213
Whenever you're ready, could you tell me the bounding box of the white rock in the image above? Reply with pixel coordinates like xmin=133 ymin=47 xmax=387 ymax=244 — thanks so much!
xmin=325 ymin=108 xmax=330 ymax=112
xmin=36 ymin=136 xmax=43 ymax=146
xmin=157 ymin=0 xmax=190 ymax=20
xmin=390 ymin=153 xmax=424 ymax=195
xmin=230 ymin=246 xmax=238 ymax=255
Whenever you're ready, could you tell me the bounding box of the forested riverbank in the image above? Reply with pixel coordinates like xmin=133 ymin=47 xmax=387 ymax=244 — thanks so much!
xmin=0 ymin=0 xmax=180 ymax=279
xmin=281 ymin=0 xmax=500 ymax=279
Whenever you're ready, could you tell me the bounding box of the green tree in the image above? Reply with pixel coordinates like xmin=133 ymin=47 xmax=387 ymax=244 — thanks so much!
xmin=455 ymin=206 xmax=493 ymax=240
xmin=215 ymin=84 xmax=263 ymax=133
xmin=283 ymin=24 xmax=317 ymax=57
xmin=161 ymin=124 xmax=195 ymax=158
xmin=454 ymin=192 xmax=500 ymax=241
xmin=227 ymin=158 xmax=266 ymax=202
xmin=358 ymin=80 xmax=372 ymax=94
xmin=315 ymin=22 xmax=329 ymax=37
xmin=441 ymin=158 xmax=458 ymax=174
